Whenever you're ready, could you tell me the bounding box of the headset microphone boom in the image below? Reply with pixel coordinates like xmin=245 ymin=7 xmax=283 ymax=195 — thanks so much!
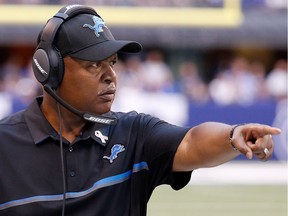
xmin=43 ymin=84 xmax=117 ymax=125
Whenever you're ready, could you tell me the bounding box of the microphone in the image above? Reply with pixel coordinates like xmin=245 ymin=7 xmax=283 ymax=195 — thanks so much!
xmin=44 ymin=84 xmax=117 ymax=125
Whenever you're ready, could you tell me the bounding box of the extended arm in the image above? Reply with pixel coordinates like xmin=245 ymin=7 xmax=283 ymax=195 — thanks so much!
xmin=173 ymin=122 xmax=281 ymax=171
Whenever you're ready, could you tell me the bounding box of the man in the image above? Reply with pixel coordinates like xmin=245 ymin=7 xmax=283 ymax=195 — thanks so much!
xmin=0 ymin=5 xmax=281 ymax=216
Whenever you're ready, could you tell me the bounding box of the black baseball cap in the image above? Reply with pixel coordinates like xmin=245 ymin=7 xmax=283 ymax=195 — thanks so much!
xmin=55 ymin=13 xmax=142 ymax=61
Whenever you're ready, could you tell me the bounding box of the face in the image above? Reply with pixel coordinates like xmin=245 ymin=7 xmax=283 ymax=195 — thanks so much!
xmin=58 ymin=54 xmax=118 ymax=115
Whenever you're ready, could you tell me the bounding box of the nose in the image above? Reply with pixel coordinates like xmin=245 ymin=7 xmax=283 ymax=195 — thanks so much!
xmin=103 ymin=66 xmax=117 ymax=85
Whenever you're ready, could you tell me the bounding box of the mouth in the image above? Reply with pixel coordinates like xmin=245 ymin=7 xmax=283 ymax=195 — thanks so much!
xmin=98 ymin=89 xmax=116 ymax=101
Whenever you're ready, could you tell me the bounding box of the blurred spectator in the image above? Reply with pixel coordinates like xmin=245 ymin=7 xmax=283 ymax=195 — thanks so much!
xmin=0 ymin=55 xmax=23 ymax=118
xmin=0 ymin=79 xmax=12 ymax=119
xmin=249 ymin=60 xmax=270 ymax=101
xmin=0 ymin=56 xmax=41 ymax=117
xmin=0 ymin=55 xmax=24 ymax=95
xmin=176 ymin=60 xmax=210 ymax=103
xmin=266 ymin=59 xmax=287 ymax=101
xmin=12 ymin=60 xmax=42 ymax=111
xmin=116 ymin=56 xmax=143 ymax=90
xmin=266 ymin=59 xmax=287 ymax=161
xmin=208 ymin=70 xmax=237 ymax=106
xmin=209 ymin=56 xmax=260 ymax=106
xmin=137 ymin=49 xmax=175 ymax=93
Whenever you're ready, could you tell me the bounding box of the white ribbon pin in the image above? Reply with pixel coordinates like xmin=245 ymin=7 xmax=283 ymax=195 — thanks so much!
xmin=95 ymin=130 xmax=108 ymax=144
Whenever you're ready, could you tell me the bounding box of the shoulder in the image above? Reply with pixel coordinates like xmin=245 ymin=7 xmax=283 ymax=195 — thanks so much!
xmin=112 ymin=110 xmax=163 ymax=128
xmin=0 ymin=110 xmax=26 ymax=127
xmin=0 ymin=98 xmax=40 ymax=134
xmin=112 ymin=110 xmax=189 ymax=137
xmin=0 ymin=110 xmax=28 ymax=142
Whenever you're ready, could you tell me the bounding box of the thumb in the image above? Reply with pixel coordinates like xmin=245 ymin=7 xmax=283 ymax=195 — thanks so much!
xmin=232 ymin=135 xmax=254 ymax=159
xmin=244 ymin=146 xmax=253 ymax=159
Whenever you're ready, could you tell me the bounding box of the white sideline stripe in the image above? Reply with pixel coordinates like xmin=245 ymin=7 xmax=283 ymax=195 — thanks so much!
xmin=190 ymin=161 xmax=287 ymax=185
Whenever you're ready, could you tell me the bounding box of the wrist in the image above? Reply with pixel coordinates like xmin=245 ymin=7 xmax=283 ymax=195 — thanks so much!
xmin=229 ymin=124 xmax=246 ymax=151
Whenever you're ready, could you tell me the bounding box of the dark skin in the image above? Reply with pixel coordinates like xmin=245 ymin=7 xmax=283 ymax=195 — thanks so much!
xmin=41 ymin=54 xmax=281 ymax=172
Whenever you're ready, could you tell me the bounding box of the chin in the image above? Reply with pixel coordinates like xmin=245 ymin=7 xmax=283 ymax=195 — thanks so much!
xmin=95 ymin=105 xmax=112 ymax=115
xmin=88 ymin=100 xmax=113 ymax=114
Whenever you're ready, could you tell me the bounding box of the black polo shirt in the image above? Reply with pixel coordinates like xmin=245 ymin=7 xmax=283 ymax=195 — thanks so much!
xmin=0 ymin=97 xmax=192 ymax=216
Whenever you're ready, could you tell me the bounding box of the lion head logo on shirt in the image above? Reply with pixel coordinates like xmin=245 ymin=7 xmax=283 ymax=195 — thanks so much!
xmin=103 ymin=144 xmax=125 ymax=163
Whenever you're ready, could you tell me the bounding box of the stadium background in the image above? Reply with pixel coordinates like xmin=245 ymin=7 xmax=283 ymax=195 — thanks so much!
xmin=0 ymin=0 xmax=287 ymax=215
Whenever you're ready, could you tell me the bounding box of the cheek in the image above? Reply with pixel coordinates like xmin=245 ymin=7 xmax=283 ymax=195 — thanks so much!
xmin=60 ymin=73 xmax=93 ymax=102
xmin=64 ymin=69 xmax=98 ymax=91
xmin=70 ymin=80 xmax=100 ymax=99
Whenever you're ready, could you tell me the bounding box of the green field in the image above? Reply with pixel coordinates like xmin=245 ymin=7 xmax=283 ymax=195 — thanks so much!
xmin=148 ymin=185 xmax=287 ymax=216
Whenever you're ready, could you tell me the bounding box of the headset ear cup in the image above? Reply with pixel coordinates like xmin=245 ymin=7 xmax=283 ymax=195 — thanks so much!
xmin=32 ymin=48 xmax=50 ymax=85
xmin=46 ymin=47 xmax=62 ymax=89
xmin=32 ymin=46 xmax=63 ymax=89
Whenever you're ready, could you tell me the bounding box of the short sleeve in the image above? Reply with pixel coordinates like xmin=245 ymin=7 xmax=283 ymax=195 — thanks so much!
xmin=140 ymin=117 xmax=192 ymax=191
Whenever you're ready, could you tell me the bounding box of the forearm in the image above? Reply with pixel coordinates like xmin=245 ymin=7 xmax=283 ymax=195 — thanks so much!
xmin=174 ymin=121 xmax=280 ymax=172
xmin=174 ymin=122 xmax=240 ymax=171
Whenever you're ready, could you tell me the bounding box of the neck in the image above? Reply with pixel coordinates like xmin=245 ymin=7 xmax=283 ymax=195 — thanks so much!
xmin=41 ymin=94 xmax=86 ymax=143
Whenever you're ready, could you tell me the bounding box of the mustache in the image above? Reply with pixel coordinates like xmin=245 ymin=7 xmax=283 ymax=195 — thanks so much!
xmin=98 ymin=84 xmax=116 ymax=95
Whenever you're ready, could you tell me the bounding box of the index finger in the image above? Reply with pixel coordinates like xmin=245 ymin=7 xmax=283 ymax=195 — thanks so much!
xmin=253 ymin=125 xmax=282 ymax=140
xmin=262 ymin=125 xmax=281 ymax=135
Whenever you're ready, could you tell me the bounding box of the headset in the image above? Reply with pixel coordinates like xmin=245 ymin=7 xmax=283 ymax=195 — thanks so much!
xmin=32 ymin=5 xmax=117 ymax=125
xmin=32 ymin=5 xmax=98 ymax=89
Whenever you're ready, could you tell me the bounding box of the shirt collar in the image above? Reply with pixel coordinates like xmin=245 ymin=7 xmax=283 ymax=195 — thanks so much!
xmin=24 ymin=97 xmax=58 ymax=144
xmin=24 ymin=96 xmax=114 ymax=146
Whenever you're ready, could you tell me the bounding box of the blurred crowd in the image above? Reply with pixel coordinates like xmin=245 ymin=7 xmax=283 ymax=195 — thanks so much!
xmin=116 ymin=50 xmax=287 ymax=106
xmin=0 ymin=0 xmax=286 ymax=9
xmin=0 ymin=49 xmax=286 ymax=118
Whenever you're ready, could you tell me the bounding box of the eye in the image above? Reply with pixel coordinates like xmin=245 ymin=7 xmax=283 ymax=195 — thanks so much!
xmin=91 ymin=62 xmax=102 ymax=69
xmin=110 ymin=60 xmax=117 ymax=68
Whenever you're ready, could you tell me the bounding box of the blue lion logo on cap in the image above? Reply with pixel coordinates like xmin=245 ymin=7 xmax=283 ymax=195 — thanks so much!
xmin=103 ymin=144 xmax=125 ymax=163
xmin=83 ymin=16 xmax=106 ymax=37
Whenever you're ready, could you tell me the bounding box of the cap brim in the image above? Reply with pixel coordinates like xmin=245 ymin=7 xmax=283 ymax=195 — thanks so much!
xmin=69 ymin=40 xmax=142 ymax=61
